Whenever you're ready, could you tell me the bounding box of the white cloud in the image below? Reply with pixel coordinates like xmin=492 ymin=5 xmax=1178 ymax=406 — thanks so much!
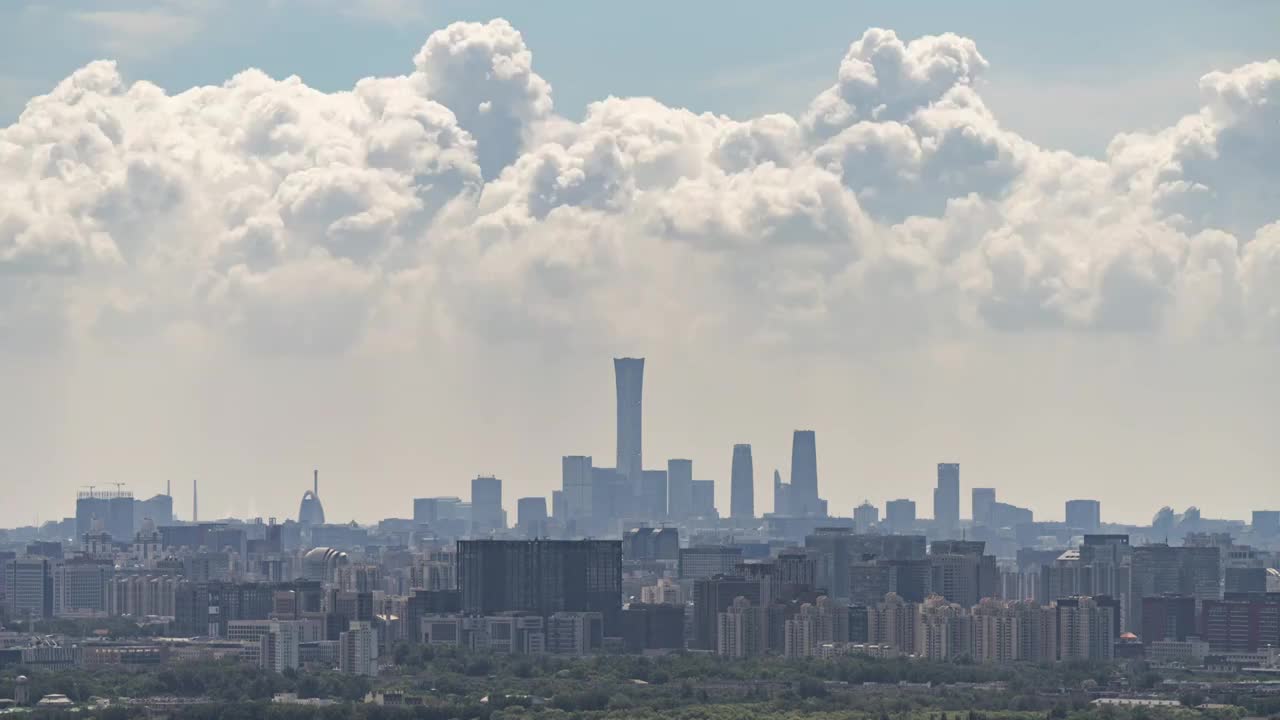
xmin=1 ymin=19 xmax=1279 ymax=366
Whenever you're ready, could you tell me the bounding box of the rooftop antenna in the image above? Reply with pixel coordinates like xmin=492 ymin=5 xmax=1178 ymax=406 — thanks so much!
xmin=167 ymin=479 xmax=171 ymax=498
xmin=193 ymin=479 xmax=198 ymax=524
xmin=313 ymin=469 xmax=318 ymax=497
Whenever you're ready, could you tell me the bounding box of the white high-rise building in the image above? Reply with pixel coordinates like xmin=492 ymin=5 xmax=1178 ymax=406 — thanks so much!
xmin=339 ymin=621 xmax=378 ymax=676
xmin=227 ymin=620 xmax=301 ymax=672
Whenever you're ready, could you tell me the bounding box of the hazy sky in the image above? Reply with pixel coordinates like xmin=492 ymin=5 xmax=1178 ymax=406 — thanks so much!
xmin=2 ymin=1 xmax=1279 ymax=528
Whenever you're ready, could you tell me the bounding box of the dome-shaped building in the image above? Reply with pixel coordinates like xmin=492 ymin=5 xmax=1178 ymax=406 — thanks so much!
xmin=299 ymin=490 xmax=326 ymax=526
xmin=302 ymin=547 xmax=349 ymax=582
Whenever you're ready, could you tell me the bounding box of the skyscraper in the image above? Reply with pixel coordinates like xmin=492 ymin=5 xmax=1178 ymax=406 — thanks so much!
xmin=667 ymin=459 xmax=693 ymax=520
xmin=934 ymin=463 xmax=960 ymax=530
xmin=885 ymin=499 xmax=917 ymax=532
xmin=1066 ymin=500 xmax=1102 ymax=532
xmin=1130 ymin=544 xmax=1221 ymax=634
xmin=972 ymin=488 xmax=996 ymax=526
xmin=641 ymin=470 xmax=667 ymax=521
xmin=790 ymin=430 xmax=819 ymax=515
xmin=730 ymin=444 xmax=754 ymax=520
xmin=470 ymin=476 xmax=504 ymax=534
xmin=614 ymin=358 xmax=644 ymax=494
xmin=690 ymin=480 xmax=716 ymax=518
xmin=561 ymin=456 xmax=593 ymax=522
xmin=516 ymin=497 xmax=548 ymax=538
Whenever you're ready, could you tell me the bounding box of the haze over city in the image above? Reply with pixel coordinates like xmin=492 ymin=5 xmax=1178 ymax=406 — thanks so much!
xmin=2 ymin=1 xmax=1280 ymax=528
xmin=11 ymin=4 xmax=1280 ymax=717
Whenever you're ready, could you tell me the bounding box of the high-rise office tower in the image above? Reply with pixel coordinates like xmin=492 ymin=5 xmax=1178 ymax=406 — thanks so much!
xmin=730 ymin=444 xmax=755 ymax=520
xmin=666 ymin=459 xmax=693 ymax=520
xmin=561 ymin=456 xmax=593 ymax=522
xmin=4 ymin=557 xmax=53 ymax=620
xmin=690 ymin=480 xmax=716 ymax=517
xmin=614 ymin=357 xmax=644 ymax=494
xmin=590 ymin=466 xmax=625 ymax=528
xmin=1130 ymin=544 xmax=1220 ymax=634
xmin=790 ymin=430 xmax=819 ymax=515
xmin=516 ymin=497 xmax=548 ymax=538
xmin=972 ymin=488 xmax=996 ymax=526
xmin=1066 ymin=500 xmax=1102 ymax=532
xmin=1252 ymin=510 xmax=1280 ymax=537
xmin=470 ymin=476 xmax=504 ymax=534
xmin=1141 ymin=595 xmax=1197 ymax=642
xmin=641 ymin=470 xmax=667 ymax=521
xmin=885 ymin=499 xmax=917 ymax=532
xmin=934 ymin=463 xmax=960 ymax=530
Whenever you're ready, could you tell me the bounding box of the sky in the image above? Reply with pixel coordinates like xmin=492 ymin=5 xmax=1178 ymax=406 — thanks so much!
xmin=1 ymin=1 xmax=1279 ymax=528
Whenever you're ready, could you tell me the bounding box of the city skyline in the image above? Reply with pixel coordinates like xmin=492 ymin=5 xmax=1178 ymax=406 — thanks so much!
xmin=11 ymin=355 xmax=1274 ymax=532
xmin=2 ymin=6 xmax=1280 ymax=527
xmin=6 ymin=2 xmax=1280 ymax=709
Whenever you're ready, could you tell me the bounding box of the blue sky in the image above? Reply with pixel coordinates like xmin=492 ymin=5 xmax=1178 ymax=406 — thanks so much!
xmin=3 ymin=1 xmax=1277 ymax=154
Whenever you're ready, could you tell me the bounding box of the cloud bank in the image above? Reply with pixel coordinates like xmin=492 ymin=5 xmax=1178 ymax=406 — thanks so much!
xmin=2 ymin=20 xmax=1279 ymax=359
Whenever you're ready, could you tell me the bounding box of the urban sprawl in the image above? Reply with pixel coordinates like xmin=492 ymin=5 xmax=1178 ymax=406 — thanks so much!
xmin=1 ymin=359 xmax=1278 ymax=716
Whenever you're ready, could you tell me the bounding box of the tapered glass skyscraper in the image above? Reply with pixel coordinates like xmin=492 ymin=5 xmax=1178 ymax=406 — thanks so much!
xmin=731 ymin=444 xmax=754 ymax=519
xmin=789 ymin=430 xmax=819 ymax=515
xmin=614 ymin=358 xmax=644 ymax=494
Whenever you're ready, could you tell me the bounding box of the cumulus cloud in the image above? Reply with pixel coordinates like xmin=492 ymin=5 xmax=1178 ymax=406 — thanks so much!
xmin=1 ymin=20 xmax=1279 ymax=358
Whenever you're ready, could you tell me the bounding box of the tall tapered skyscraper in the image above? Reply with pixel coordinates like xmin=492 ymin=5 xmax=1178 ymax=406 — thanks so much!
xmin=730 ymin=444 xmax=754 ymax=519
xmin=614 ymin=357 xmax=644 ymax=493
xmin=789 ymin=430 xmax=818 ymax=515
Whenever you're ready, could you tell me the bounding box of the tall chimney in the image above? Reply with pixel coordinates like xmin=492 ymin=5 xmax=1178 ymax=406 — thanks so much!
xmin=313 ymin=469 xmax=318 ymax=497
